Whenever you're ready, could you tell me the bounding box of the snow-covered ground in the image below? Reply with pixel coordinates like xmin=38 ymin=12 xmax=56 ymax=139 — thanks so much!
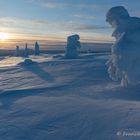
xmin=0 ymin=53 xmax=140 ymax=140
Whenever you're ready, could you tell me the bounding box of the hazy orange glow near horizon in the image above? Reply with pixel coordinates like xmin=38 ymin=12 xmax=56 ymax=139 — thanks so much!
xmin=0 ymin=31 xmax=114 ymax=49
xmin=0 ymin=0 xmax=139 ymax=49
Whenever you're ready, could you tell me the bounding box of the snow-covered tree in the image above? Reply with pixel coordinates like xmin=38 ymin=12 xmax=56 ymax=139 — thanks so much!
xmin=106 ymin=6 xmax=140 ymax=87
xmin=35 ymin=42 xmax=40 ymax=55
xmin=15 ymin=46 xmax=20 ymax=57
xmin=24 ymin=43 xmax=28 ymax=57
xmin=65 ymin=34 xmax=81 ymax=59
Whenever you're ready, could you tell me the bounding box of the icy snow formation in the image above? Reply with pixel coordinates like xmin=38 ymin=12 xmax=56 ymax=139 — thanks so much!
xmin=106 ymin=6 xmax=140 ymax=87
xmin=65 ymin=34 xmax=81 ymax=59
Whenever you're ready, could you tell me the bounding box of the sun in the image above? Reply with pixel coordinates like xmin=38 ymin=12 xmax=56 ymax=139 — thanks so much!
xmin=0 ymin=32 xmax=9 ymax=40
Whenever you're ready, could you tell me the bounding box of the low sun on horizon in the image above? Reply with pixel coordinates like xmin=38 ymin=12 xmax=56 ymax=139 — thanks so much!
xmin=0 ymin=32 xmax=9 ymax=41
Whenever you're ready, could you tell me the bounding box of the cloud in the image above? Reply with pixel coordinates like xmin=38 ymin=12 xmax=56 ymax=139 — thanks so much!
xmin=57 ymin=21 xmax=110 ymax=31
xmin=41 ymin=2 xmax=67 ymax=8
xmin=73 ymin=14 xmax=96 ymax=20
xmin=74 ymin=24 xmax=110 ymax=31
xmin=132 ymin=11 xmax=140 ymax=17
xmin=26 ymin=0 xmax=45 ymax=3
xmin=75 ymin=4 xmax=99 ymax=9
xmin=26 ymin=0 xmax=101 ymax=9
xmin=0 ymin=17 xmax=110 ymax=34
xmin=40 ymin=2 xmax=99 ymax=9
xmin=0 ymin=17 xmax=48 ymax=30
xmin=0 ymin=17 xmax=112 ymax=43
xmin=0 ymin=17 xmax=50 ymax=40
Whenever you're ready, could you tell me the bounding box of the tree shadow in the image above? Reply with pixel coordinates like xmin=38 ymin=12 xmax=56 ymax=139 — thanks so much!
xmin=0 ymin=62 xmax=55 ymax=108
xmin=94 ymin=84 xmax=140 ymax=102
xmin=21 ymin=62 xmax=54 ymax=82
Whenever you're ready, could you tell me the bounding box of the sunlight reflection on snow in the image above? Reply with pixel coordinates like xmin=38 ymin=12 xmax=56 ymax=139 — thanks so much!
xmin=0 ymin=55 xmax=53 ymax=67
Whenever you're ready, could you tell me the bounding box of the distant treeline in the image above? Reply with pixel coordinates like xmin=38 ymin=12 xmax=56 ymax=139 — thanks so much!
xmin=0 ymin=42 xmax=112 ymax=56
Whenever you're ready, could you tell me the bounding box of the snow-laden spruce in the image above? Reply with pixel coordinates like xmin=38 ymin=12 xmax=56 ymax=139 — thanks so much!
xmin=106 ymin=6 xmax=140 ymax=87
xmin=65 ymin=34 xmax=81 ymax=58
xmin=35 ymin=41 xmax=40 ymax=55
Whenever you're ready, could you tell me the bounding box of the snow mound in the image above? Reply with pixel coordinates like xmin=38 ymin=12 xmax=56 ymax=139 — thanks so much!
xmin=20 ymin=58 xmax=35 ymax=65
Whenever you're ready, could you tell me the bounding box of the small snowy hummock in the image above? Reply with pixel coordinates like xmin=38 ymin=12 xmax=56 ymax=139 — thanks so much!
xmin=22 ymin=58 xmax=34 ymax=65
xmin=106 ymin=6 xmax=140 ymax=87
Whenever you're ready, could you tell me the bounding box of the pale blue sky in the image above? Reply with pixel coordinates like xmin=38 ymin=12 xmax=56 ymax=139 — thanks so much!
xmin=0 ymin=0 xmax=140 ymax=45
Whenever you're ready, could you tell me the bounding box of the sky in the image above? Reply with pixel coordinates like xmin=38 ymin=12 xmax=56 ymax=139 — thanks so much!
xmin=0 ymin=0 xmax=140 ymax=48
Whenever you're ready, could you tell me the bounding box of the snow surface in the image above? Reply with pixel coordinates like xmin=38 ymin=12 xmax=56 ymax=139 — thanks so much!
xmin=0 ymin=53 xmax=140 ymax=140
